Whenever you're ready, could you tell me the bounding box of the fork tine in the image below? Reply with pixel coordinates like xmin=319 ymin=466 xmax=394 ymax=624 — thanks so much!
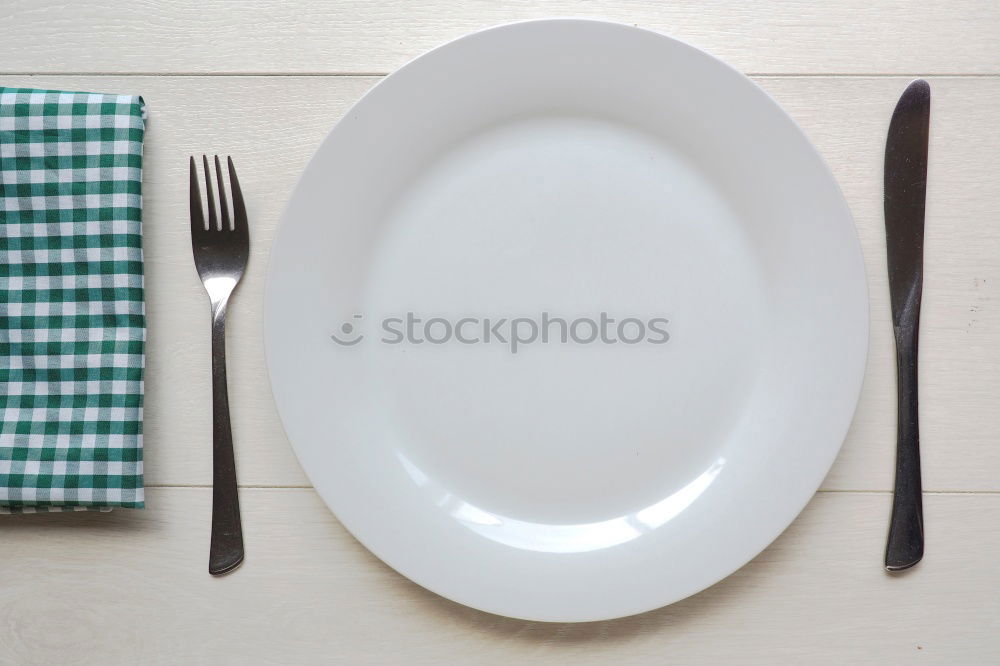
xmin=228 ymin=156 xmax=248 ymax=235
xmin=202 ymin=154 xmax=218 ymax=230
xmin=214 ymin=155 xmax=231 ymax=231
xmin=189 ymin=156 xmax=205 ymax=233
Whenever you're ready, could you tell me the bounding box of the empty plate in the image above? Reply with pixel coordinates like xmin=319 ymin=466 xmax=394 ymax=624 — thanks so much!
xmin=265 ymin=19 xmax=868 ymax=621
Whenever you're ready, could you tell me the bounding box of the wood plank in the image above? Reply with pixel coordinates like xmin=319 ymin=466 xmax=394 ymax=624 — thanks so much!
xmin=0 ymin=75 xmax=997 ymax=491
xmin=2 ymin=1 xmax=999 ymax=75
xmin=0 ymin=489 xmax=997 ymax=663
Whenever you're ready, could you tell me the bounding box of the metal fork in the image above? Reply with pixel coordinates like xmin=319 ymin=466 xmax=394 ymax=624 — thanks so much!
xmin=190 ymin=155 xmax=249 ymax=576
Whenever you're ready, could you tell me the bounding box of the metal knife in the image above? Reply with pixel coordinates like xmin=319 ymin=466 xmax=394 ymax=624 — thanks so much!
xmin=883 ymin=79 xmax=930 ymax=572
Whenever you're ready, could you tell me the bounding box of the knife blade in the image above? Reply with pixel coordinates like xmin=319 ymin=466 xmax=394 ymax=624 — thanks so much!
xmin=883 ymin=79 xmax=930 ymax=572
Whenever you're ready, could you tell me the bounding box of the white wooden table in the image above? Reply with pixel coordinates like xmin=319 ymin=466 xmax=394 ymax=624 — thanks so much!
xmin=2 ymin=2 xmax=999 ymax=663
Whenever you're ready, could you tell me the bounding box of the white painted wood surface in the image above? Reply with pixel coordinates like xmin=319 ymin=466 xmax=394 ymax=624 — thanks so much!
xmin=2 ymin=491 xmax=999 ymax=664
xmin=3 ymin=0 xmax=1000 ymax=74
xmin=1 ymin=2 xmax=999 ymax=663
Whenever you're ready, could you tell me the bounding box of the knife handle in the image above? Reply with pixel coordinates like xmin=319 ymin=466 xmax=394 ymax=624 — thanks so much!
xmin=885 ymin=322 xmax=924 ymax=571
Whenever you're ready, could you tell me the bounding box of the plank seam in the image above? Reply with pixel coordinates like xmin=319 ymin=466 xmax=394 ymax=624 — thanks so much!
xmin=143 ymin=485 xmax=1000 ymax=494
xmin=0 ymin=72 xmax=998 ymax=78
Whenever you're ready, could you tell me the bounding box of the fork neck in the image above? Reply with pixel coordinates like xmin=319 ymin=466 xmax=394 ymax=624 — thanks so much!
xmin=210 ymin=292 xmax=232 ymax=325
xmin=209 ymin=292 xmax=232 ymax=388
xmin=204 ymin=275 xmax=238 ymax=317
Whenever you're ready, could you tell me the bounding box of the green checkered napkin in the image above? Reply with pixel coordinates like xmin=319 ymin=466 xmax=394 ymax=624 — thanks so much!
xmin=0 ymin=87 xmax=146 ymax=512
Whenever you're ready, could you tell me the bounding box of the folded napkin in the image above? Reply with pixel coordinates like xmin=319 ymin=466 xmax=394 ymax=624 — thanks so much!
xmin=0 ymin=87 xmax=146 ymax=512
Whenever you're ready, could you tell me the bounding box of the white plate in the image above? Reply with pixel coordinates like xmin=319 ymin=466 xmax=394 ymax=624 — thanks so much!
xmin=265 ymin=19 xmax=868 ymax=622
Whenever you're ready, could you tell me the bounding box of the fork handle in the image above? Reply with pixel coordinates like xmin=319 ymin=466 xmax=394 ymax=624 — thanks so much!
xmin=209 ymin=297 xmax=244 ymax=575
